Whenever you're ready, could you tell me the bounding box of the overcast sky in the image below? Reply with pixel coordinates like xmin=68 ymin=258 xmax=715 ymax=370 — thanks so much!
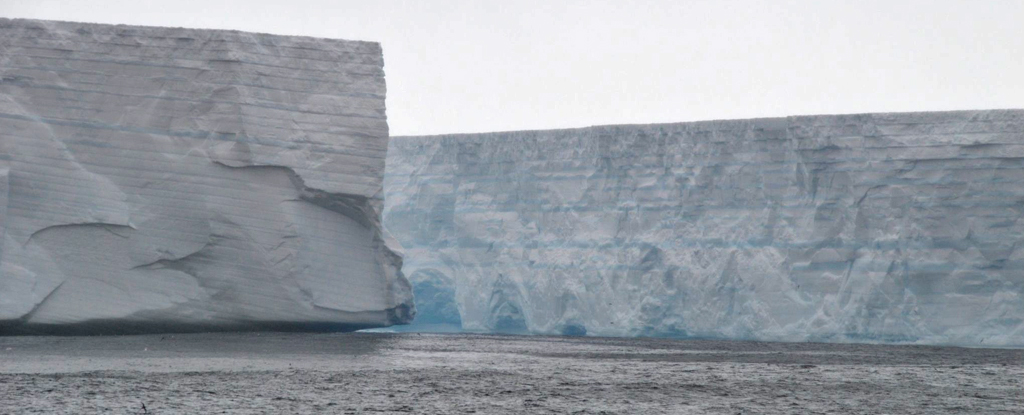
xmin=2 ymin=0 xmax=1022 ymax=136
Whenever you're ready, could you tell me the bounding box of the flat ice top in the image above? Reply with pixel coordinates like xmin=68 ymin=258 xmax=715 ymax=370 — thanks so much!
xmin=0 ymin=18 xmax=383 ymax=49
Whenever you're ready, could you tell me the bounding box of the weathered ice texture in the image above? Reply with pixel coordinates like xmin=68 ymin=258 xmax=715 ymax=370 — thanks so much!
xmin=385 ymin=110 xmax=1024 ymax=346
xmin=0 ymin=19 xmax=413 ymax=333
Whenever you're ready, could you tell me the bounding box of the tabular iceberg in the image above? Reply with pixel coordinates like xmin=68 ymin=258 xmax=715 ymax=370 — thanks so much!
xmin=0 ymin=19 xmax=413 ymax=333
xmin=385 ymin=110 xmax=1024 ymax=346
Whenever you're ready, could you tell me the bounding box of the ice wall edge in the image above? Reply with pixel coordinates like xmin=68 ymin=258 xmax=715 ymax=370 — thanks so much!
xmin=385 ymin=109 xmax=1024 ymax=346
xmin=0 ymin=18 xmax=414 ymax=334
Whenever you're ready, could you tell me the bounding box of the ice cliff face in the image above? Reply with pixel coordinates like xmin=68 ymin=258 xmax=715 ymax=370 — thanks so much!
xmin=0 ymin=19 xmax=413 ymax=333
xmin=385 ymin=110 xmax=1024 ymax=346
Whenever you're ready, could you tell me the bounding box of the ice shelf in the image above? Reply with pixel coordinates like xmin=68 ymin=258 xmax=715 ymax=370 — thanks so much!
xmin=0 ymin=19 xmax=413 ymax=334
xmin=385 ymin=110 xmax=1024 ymax=346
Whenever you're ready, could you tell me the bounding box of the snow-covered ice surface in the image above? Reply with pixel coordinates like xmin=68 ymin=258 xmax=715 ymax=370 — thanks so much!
xmin=1 ymin=333 xmax=1022 ymax=414
xmin=385 ymin=110 xmax=1024 ymax=345
xmin=0 ymin=19 xmax=413 ymax=333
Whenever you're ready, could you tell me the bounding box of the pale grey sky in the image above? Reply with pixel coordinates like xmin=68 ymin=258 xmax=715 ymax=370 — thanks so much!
xmin=2 ymin=0 xmax=1021 ymax=136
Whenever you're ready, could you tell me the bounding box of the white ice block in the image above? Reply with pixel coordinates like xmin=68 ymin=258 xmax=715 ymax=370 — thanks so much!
xmin=385 ymin=110 xmax=1024 ymax=346
xmin=0 ymin=19 xmax=413 ymax=333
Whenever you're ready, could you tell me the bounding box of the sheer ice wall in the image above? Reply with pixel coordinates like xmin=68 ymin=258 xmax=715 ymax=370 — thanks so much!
xmin=0 ymin=19 xmax=413 ymax=333
xmin=385 ymin=110 xmax=1024 ymax=345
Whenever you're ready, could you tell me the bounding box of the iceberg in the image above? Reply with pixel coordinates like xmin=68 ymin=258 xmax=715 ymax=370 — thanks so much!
xmin=0 ymin=19 xmax=413 ymax=333
xmin=385 ymin=110 xmax=1024 ymax=346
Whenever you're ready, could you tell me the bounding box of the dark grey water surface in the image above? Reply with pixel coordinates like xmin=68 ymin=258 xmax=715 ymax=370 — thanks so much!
xmin=1 ymin=333 xmax=1022 ymax=414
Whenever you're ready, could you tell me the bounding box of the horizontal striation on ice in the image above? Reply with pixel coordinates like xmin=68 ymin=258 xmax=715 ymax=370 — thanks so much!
xmin=0 ymin=18 xmax=413 ymax=334
xmin=384 ymin=110 xmax=1024 ymax=346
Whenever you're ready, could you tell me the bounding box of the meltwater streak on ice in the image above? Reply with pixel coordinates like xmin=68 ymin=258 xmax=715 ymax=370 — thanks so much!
xmin=0 ymin=18 xmax=413 ymax=333
xmin=384 ymin=110 xmax=1024 ymax=346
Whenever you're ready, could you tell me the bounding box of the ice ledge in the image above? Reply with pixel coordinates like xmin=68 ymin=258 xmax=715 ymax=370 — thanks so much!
xmin=0 ymin=19 xmax=412 ymax=334
xmin=385 ymin=109 xmax=1024 ymax=346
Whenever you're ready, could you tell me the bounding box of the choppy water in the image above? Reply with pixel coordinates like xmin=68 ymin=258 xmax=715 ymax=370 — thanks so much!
xmin=1 ymin=333 xmax=1022 ymax=414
